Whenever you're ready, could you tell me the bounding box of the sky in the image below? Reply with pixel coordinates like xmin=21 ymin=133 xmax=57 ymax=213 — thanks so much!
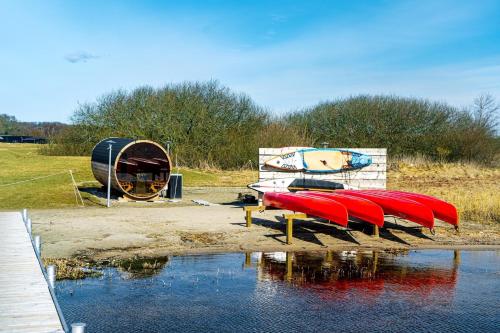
xmin=1 ymin=0 xmax=500 ymax=122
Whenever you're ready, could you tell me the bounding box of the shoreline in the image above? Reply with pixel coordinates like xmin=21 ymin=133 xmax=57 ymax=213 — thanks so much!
xmin=44 ymin=243 xmax=499 ymax=280
xmin=73 ymin=243 xmax=500 ymax=261
xmin=82 ymin=244 xmax=500 ymax=260
xmin=25 ymin=200 xmax=499 ymax=261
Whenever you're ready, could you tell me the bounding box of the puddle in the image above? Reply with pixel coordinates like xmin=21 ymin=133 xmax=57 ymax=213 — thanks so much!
xmin=57 ymin=250 xmax=499 ymax=332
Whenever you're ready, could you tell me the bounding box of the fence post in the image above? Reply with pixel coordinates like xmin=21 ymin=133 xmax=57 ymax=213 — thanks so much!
xmin=47 ymin=265 xmax=56 ymax=289
xmin=26 ymin=218 xmax=32 ymax=235
xmin=22 ymin=208 xmax=28 ymax=222
xmin=34 ymin=235 xmax=41 ymax=255
xmin=71 ymin=323 xmax=86 ymax=333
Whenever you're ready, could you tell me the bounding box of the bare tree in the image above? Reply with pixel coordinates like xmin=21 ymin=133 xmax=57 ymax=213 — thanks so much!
xmin=472 ymin=94 xmax=499 ymax=134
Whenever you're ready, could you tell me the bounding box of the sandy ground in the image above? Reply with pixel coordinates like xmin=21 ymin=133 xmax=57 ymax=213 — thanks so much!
xmin=26 ymin=187 xmax=500 ymax=260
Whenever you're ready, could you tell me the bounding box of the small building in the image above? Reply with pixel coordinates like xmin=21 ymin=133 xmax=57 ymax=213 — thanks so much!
xmin=0 ymin=135 xmax=47 ymax=144
xmin=91 ymin=138 xmax=172 ymax=200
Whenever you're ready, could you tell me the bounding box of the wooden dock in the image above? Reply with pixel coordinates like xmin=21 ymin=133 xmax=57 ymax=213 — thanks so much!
xmin=0 ymin=212 xmax=66 ymax=333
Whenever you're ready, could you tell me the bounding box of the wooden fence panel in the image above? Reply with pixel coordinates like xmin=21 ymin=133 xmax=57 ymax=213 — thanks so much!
xmin=258 ymin=147 xmax=387 ymax=189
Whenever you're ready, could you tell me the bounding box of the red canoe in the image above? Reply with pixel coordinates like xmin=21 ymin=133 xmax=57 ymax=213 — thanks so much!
xmin=360 ymin=190 xmax=458 ymax=226
xmin=335 ymin=190 xmax=435 ymax=229
xmin=263 ymin=192 xmax=349 ymax=227
xmin=297 ymin=191 xmax=385 ymax=227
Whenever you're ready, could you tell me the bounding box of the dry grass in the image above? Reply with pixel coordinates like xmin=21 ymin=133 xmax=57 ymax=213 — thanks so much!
xmin=112 ymin=257 xmax=168 ymax=271
xmin=43 ymin=258 xmax=102 ymax=280
xmin=388 ymin=156 xmax=500 ymax=224
xmin=179 ymin=231 xmax=227 ymax=245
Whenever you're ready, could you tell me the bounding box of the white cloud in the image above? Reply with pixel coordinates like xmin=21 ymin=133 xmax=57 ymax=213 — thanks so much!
xmin=64 ymin=51 xmax=100 ymax=63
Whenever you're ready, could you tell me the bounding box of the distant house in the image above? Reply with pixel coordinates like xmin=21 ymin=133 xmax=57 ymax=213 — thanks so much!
xmin=0 ymin=135 xmax=47 ymax=144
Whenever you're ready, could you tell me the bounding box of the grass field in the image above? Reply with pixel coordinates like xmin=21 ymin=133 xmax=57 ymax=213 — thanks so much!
xmin=0 ymin=144 xmax=256 ymax=209
xmin=1 ymin=143 xmax=498 ymax=223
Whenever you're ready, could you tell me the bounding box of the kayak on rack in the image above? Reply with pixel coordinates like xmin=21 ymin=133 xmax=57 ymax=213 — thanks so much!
xmin=360 ymin=190 xmax=459 ymax=227
xmin=264 ymin=148 xmax=372 ymax=173
xmin=247 ymin=177 xmax=353 ymax=194
xmin=262 ymin=192 xmax=349 ymax=227
xmin=335 ymin=190 xmax=435 ymax=229
xmin=296 ymin=191 xmax=385 ymax=227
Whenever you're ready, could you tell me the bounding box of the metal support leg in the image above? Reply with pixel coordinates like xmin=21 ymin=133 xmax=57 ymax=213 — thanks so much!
xmin=22 ymin=208 xmax=28 ymax=223
xmin=34 ymin=235 xmax=41 ymax=255
xmin=71 ymin=323 xmax=87 ymax=333
xmin=453 ymin=250 xmax=461 ymax=266
xmin=372 ymin=251 xmax=379 ymax=275
xmin=325 ymin=251 xmax=333 ymax=263
xmin=26 ymin=218 xmax=32 ymax=235
xmin=47 ymin=265 xmax=56 ymax=289
xmin=243 ymin=205 xmax=265 ymax=228
xmin=283 ymin=213 xmax=307 ymax=245
xmin=285 ymin=252 xmax=293 ymax=282
xmin=286 ymin=218 xmax=293 ymax=245
xmin=372 ymin=225 xmax=379 ymax=238
xmin=246 ymin=210 xmax=252 ymax=227
xmin=244 ymin=252 xmax=251 ymax=267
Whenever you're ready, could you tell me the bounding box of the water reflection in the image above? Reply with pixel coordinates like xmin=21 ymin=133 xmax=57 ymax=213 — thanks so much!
xmin=57 ymin=250 xmax=499 ymax=333
xmin=244 ymin=250 xmax=459 ymax=301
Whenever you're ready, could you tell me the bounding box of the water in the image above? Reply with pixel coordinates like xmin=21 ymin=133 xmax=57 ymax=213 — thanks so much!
xmin=57 ymin=250 xmax=499 ymax=333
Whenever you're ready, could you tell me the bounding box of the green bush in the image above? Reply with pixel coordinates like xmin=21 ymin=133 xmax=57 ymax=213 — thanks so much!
xmin=41 ymin=83 xmax=499 ymax=168
xmin=42 ymin=81 xmax=310 ymax=168
xmin=287 ymin=95 xmax=498 ymax=163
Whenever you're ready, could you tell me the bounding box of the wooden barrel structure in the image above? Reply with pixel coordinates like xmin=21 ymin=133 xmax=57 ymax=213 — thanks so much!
xmin=91 ymin=138 xmax=171 ymax=200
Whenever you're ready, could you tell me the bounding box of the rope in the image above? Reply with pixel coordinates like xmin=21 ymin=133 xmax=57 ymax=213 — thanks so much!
xmin=69 ymin=170 xmax=85 ymax=207
xmin=0 ymin=170 xmax=86 ymax=208
xmin=0 ymin=171 xmax=69 ymax=187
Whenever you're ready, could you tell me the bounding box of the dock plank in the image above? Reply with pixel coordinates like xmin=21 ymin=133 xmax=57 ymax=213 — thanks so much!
xmin=0 ymin=212 xmax=65 ymax=333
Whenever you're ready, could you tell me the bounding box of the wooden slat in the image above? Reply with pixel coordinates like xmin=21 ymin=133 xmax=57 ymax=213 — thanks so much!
xmin=118 ymin=159 xmax=138 ymax=166
xmin=259 ymin=154 xmax=387 ymax=164
xmin=257 ymin=179 xmax=387 ymax=189
xmin=128 ymin=157 xmax=160 ymax=165
xmin=259 ymin=147 xmax=387 ymax=156
xmin=259 ymin=163 xmax=386 ymax=172
xmin=259 ymin=171 xmax=386 ymax=180
xmin=0 ymin=212 xmax=65 ymax=333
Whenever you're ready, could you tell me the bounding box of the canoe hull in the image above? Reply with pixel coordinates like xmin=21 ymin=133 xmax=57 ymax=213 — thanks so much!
xmin=263 ymin=192 xmax=349 ymax=227
xmin=336 ymin=190 xmax=435 ymax=229
xmin=297 ymin=191 xmax=385 ymax=227
xmin=361 ymin=190 xmax=458 ymax=226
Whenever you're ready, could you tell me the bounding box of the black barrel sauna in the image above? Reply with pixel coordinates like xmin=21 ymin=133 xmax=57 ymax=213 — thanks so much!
xmin=91 ymin=138 xmax=171 ymax=200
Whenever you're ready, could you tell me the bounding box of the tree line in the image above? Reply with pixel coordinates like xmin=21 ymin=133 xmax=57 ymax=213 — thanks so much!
xmin=33 ymin=80 xmax=499 ymax=168
xmin=0 ymin=114 xmax=67 ymax=138
xmin=287 ymin=94 xmax=499 ymax=162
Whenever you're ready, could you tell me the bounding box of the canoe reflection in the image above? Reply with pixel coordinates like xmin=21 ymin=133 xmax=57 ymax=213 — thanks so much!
xmin=246 ymin=250 xmax=459 ymax=300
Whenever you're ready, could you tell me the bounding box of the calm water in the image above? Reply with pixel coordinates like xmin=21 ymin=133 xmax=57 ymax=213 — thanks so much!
xmin=57 ymin=250 xmax=499 ymax=333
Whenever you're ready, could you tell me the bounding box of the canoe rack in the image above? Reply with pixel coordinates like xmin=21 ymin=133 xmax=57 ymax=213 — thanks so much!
xmin=243 ymin=205 xmax=266 ymax=228
xmin=243 ymin=206 xmax=380 ymax=245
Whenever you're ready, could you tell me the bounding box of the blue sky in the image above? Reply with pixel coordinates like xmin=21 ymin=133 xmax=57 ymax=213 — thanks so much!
xmin=1 ymin=0 xmax=500 ymax=122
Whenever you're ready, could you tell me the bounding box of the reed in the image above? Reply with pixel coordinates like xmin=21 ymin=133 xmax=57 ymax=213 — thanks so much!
xmin=388 ymin=157 xmax=500 ymax=223
xmin=42 ymin=258 xmax=102 ymax=280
